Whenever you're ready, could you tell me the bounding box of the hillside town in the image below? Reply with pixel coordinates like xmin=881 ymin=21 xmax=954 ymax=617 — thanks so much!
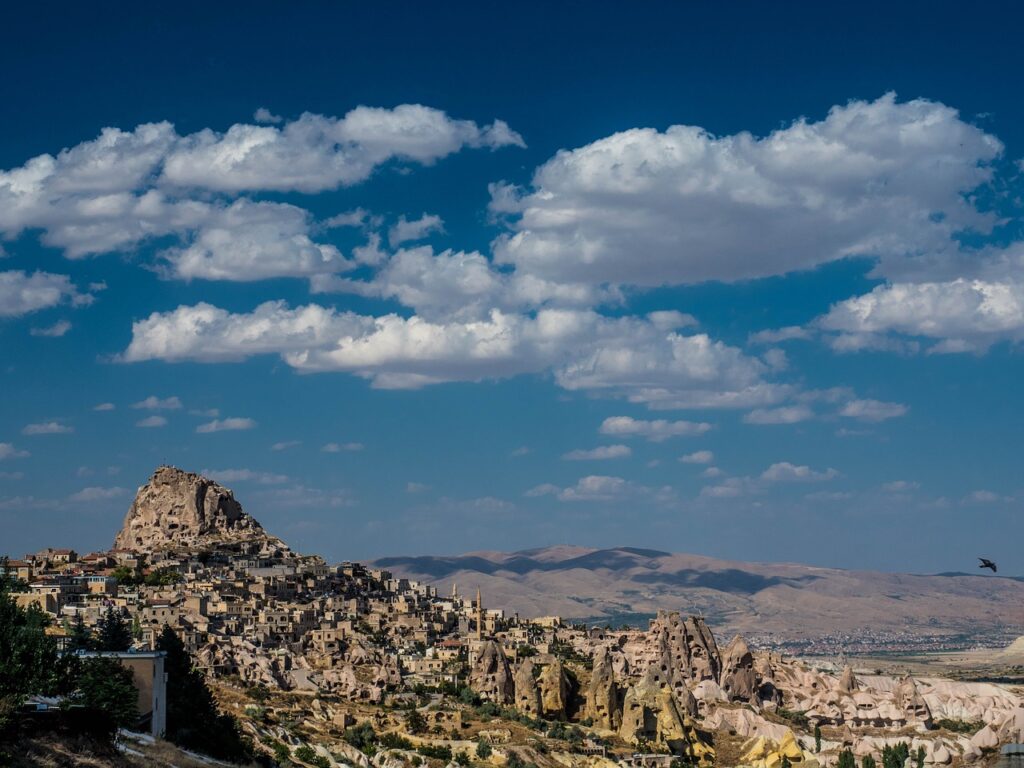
xmin=4 ymin=466 xmax=1024 ymax=768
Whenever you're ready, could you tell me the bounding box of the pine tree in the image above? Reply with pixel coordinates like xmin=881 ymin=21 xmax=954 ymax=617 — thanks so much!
xmin=863 ymin=755 xmax=877 ymax=768
xmin=71 ymin=657 xmax=139 ymax=730
xmin=156 ymin=625 xmax=252 ymax=762
xmin=0 ymin=576 xmax=69 ymax=730
xmin=96 ymin=606 xmax=132 ymax=651
xmin=814 ymin=724 xmax=822 ymax=753
xmin=68 ymin=613 xmax=94 ymax=652
xmin=838 ymin=749 xmax=857 ymax=768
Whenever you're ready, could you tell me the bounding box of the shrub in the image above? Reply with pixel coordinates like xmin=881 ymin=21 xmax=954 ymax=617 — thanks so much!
xmin=272 ymin=742 xmax=291 ymax=764
xmin=344 ymin=721 xmax=377 ymax=752
xmin=417 ymin=744 xmax=453 ymax=761
xmin=935 ymin=718 xmax=983 ymax=734
xmin=380 ymin=732 xmax=413 ymax=750
xmin=776 ymin=708 xmax=809 ymax=727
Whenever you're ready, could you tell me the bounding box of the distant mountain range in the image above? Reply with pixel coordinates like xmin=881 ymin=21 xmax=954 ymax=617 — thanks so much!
xmin=373 ymin=546 xmax=1024 ymax=644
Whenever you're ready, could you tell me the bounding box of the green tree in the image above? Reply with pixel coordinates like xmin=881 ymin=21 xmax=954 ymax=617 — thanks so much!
xmin=70 ymin=657 xmax=139 ymax=730
xmin=780 ymin=757 xmax=792 ymax=768
xmin=863 ymin=755 xmax=877 ymax=768
xmin=476 ymin=739 xmax=493 ymax=759
xmin=156 ymin=625 xmax=252 ymax=762
xmin=915 ymin=746 xmax=926 ymax=768
xmin=296 ymin=744 xmax=330 ymax=766
xmin=144 ymin=568 xmax=184 ymax=587
xmin=272 ymin=742 xmax=291 ymax=764
xmin=838 ymin=749 xmax=857 ymax=768
xmin=96 ymin=606 xmax=132 ymax=651
xmin=68 ymin=612 xmax=94 ymax=652
xmin=111 ymin=566 xmax=138 ymax=587
xmin=882 ymin=743 xmax=910 ymax=768
xmin=814 ymin=724 xmax=822 ymax=753
xmin=407 ymin=708 xmax=427 ymax=734
xmin=0 ymin=579 xmax=68 ymax=730
xmin=248 ymin=683 xmax=270 ymax=704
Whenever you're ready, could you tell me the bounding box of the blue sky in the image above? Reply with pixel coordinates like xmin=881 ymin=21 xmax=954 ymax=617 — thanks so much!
xmin=2 ymin=1 xmax=1023 ymax=572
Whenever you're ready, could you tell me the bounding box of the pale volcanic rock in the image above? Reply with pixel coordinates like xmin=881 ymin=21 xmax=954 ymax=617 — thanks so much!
xmin=719 ymin=634 xmax=758 ymax=702
xmin=970 ymin=724 xmax=999 ymax=751
xmin=740 ymin=730 xmax=818 ymax=768
xmin=114 ymin=465 xmax=278 ymax=552
xmin=538 ymin=658 xmax=570 ymax=720
xmin=997 ymin=707 xmax=1024 ymax=743
xmin=837 ymin=665 xmax=859 ymax=694
xmin=514 ymin=658 xmax=541 ymax=717
xmin=648 ymin=611 xmax=721 ymax=683
xmin=893 ymin=676 xmax=932 ymax=727
xmin=471 ymin=640 xmax=514 ymax=704
xmin=619 ymin=672 xmax=712 ymax=762
xmin=585 ymin=646 xmax=620 ymax=730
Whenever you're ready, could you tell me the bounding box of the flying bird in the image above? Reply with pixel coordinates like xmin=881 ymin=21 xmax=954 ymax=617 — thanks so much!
xmin=979 ymin=557 xmax=997 ymax=573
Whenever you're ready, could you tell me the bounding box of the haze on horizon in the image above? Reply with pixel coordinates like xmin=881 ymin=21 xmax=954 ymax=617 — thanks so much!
xmin=1 ymin=2 xmax=1023 ymax=575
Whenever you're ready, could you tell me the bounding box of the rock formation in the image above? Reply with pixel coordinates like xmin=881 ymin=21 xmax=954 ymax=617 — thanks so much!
xmin=837 ymin=665 xmax=859 ymax=694
xmin=893 ymin=676 xmax=932 ymax=727
xmin=114 ymin=466 xmax=276 ymax=552
xmin=514 ymin=658 xmax=541 ymax=717
xmin=740 ymin=730 xmax=818 ymax=768
xmin=471 ymin=640 xmax=513 ymax=703
xmin=538 ymin=658 xmax=570 ymax=720
xmin=647 ymin=611 xmax=721 ymax=683
xmin=585 ymin=646 xmax=620 ymax=729
xmin=720 ymin=635 xmax=758 ymax=702
xmin=619 ymin=670 xmax=713 ymax=762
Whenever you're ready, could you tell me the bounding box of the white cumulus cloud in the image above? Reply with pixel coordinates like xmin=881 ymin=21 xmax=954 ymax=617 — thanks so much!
xmin=679 ymin=450 xmax=714 ymax=464
xmin=0 ymin=443 xmax=29 ymax=460
xmin=562 ymin=445 xmax=631 ymax=461
xmin=599 ymin=416 xmax=711 ymax=442
xmin=131 ymin=395 xmax=182 ymax=410
xmin=0 ymin=271 xmax=91 ymax=317
xmin=196 ymin=417 xmax=256 ymax=433
xmin=761 ymin=462 xmax=839 ymax=483
xmin=22 ymin=421 xmax=73 ymax=435
xmin=743 ymin=405 xmax=815 ymax=425
xmin=120 ymin=302 xmax=773 ymax=402
xmin=839 ymin=399 xmax=908 ymax=422
xmin=388 ymin=213 xmax=445 ymax=247
xmin=492 ymin=94 xmax=999 ymax=288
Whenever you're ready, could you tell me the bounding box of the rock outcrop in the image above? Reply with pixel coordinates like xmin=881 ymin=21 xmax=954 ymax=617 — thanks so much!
xmin=894 ymin=676 xmax=932 ymax=727
xmin=471 ymin=640 xmax=513 ymax=704
xmin=113 ymin=465 xmax=278 ymax=552
xmin=538 ymin=658 xmax=570 ymax=720
xmin=647 ymin=611 xmax=721 ymax=683
xmin=619 ymin=671 xmax=713 ymax=762
xmin=514 ymin=658 xmax=541 ymax=717
xmin=586 ymin=646 xmax=620 ymax=730
xmin=720 ymin=635 xmax=758 ymax=702
xmin=837 ymin=665 xmax=859 ymax=694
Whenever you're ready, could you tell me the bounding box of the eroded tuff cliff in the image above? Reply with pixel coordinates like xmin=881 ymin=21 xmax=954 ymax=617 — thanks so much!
xmin=113 ymin=465 xmax=280 ymax=553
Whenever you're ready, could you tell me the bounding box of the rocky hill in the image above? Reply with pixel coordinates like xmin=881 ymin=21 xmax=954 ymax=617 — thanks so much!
xmin=113 ymin=465 xmax=284 ymax=554
xmin=374 ymin=546 xmax=1024 ymax=646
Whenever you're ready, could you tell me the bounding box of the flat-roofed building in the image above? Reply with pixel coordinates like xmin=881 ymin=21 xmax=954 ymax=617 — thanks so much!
xmin=78 ymin=651 xmax=167 ymax=737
